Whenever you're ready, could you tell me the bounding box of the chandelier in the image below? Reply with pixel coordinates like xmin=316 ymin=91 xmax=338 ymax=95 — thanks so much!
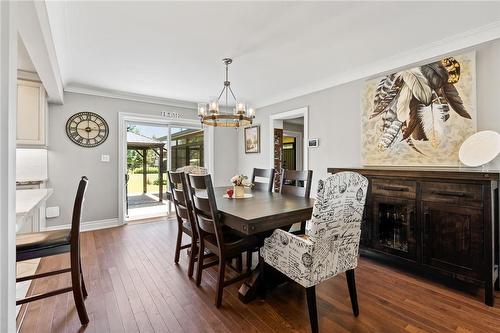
xmin=197 ymin=58 xmax=255 ymax=127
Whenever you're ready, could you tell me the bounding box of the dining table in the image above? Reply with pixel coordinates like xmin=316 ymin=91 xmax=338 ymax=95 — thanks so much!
xmin=213 ymin=186 xmax=315 ymax=303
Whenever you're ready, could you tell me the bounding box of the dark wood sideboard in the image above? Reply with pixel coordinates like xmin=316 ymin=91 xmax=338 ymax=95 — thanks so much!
xmin=328 ymin=167 xmax=499 ymax=306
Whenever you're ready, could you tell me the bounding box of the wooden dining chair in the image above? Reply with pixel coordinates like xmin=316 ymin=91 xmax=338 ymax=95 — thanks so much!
xmin=280 ymin=169 xmax=313 ymax=233
xmin=186 ymin=174 xmax=259 ymax=307
xmin=251 ymin=168 xmax=275 ymax=192
xmin=16 ymin=176 xmax=90 ymax=325
xmin=168 ymin=171 xmax=199 ymax=277
xmin=261 ymin=172 xmax=369 ymax=333
xmin=280 ymin=169 xmax=313 ymax=198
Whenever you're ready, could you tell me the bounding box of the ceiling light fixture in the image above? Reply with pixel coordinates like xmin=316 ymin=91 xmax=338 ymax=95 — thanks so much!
xmin=198 ymin=58 xmax=255 ymax=127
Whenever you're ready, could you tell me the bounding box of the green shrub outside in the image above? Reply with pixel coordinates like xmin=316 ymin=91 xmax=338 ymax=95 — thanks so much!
xmin=132 ymin=167 xmax=160 ymax=174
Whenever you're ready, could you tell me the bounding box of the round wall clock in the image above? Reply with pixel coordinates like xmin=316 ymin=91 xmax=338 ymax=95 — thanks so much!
xmin=66 ymin=112 xmax=109 ymax=147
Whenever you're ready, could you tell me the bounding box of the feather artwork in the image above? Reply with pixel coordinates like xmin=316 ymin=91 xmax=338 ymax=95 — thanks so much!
xmin=441 ymin=83 xmax=471 ymax=119
xmin=420 ymin=62 xmax=449 ymax=90
xmin=395 ymin=84 xmax=413 ymax=123
xmin=416 ymin=101 xmax=450 ymax=148
xmin=366 ymin=53 xmax=474 ymax=162
xmin=377 ymin=107 xmax=402 ymax=151
xmin=400 ymin=69 xmax=433 ymax=105
xmin=371 ymin=74 xmax=403 ymax=119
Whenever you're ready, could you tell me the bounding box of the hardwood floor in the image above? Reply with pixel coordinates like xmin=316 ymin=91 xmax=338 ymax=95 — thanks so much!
xmin=19 ymin=219 xmax=500 ymax=333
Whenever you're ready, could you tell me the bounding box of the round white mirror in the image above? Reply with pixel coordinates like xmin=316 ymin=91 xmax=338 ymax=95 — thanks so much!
xmin=459 ymin=130 xmax=500 ymax=167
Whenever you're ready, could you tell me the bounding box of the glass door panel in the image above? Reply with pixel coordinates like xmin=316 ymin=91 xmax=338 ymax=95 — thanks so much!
xmin=372 ymin=196 xmax=417 ymax=261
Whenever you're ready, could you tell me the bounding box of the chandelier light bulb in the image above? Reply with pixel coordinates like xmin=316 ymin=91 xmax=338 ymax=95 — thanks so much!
xmin=197 ymin=103 xmax=208 ymax=117
xmin=248 ymin=108 xmax=255 ymax=118
xmin=209 ymin=101 xmax=219 ymax=114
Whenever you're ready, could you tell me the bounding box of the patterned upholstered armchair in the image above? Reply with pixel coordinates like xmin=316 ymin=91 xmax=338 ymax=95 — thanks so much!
xmin=261 ymin=171 xmax=369 ymax=333
xmin=176 ymin=165 xmax=208 ymax=175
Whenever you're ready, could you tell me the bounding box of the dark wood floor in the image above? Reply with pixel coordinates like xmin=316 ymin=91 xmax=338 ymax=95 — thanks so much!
xmin=19 ymin=219 xmax=500 ymax=333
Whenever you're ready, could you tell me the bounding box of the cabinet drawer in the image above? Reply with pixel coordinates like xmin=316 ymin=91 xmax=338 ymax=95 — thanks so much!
xmin=372 ymin=178 xmax=416 ymax=199
xmin=421 ymin=182 xmax=482 ymax=207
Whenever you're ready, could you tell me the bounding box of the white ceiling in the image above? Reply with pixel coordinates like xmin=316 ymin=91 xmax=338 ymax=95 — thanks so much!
xmin=45 ymin=1 xmax=500 ymax=107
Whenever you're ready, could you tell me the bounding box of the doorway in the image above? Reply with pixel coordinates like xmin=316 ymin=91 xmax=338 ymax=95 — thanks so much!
xmin=118 ymin=113 xmax=204 ymax=223
xmin=269 ymin=107 xmax=308 ymax=190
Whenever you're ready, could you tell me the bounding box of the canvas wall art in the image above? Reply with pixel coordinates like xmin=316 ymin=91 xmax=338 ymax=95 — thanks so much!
xmin=244 ymin=125 xmax=260 ymax=153
xmin=361 ymin=52 xmax=476 ymax=166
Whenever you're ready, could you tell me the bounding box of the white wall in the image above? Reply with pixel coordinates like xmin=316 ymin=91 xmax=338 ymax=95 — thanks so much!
xmin=238 ymin=39 xmax=500 ymax=196
xmin=213 ymin=127 xmax=239 ymax=187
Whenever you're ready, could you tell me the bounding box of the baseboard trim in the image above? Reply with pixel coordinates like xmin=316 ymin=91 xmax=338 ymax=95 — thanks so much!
xmin=44 ymin=218 xmax=121 ymax=232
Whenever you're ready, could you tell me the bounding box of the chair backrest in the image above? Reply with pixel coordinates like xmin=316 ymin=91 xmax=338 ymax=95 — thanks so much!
xmin=307 ymin=172 xmax=368 ymax=242
xmin=70 ymin=176 xmax=89 ymax=248
xmin=186 ymin=174 xmax=225 ymax=248
xmin=167 ymin=171 xmax=197 ymax=237
xmin=251 ymin=168 xmax=275 ymax=192
xmin=176 ymin=165 xmax=208 ymax=176
xmin=280 ymin=169 xmax=313 ymax=198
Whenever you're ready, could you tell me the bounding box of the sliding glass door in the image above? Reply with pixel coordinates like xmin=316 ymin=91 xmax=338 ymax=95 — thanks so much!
xmin=124 ymin=121 xmax=203 ymax=222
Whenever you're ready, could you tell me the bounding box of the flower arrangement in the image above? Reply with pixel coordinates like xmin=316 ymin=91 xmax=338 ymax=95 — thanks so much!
xmin=230 ymin=175 xmax=252 ymax=187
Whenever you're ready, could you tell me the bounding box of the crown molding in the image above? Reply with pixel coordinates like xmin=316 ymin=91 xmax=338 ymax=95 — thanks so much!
xmin=64 ymin=83 xmax=198 ymax=110
xmin=254 ymin=20 xmax=500 ymax=109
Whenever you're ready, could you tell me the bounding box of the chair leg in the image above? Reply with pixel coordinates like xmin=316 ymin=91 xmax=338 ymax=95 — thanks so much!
xmin=79 ymin=261 xmax=88 ymax=298
xmin=216 ymin=257 xmax=226 ymax=308
xmin=71 ymin=253 xmax=89 ymax=325
xmin=305 ymin=286 xmax=318 ymax=333
xmin=246 ymin=250 xmax=253 ymax=271
xmin=299 ymin=221 xmax=306 ymax=234
xmin=187 ymin=236 xmax=197 ymax=278
xmin=174 ymin=226 xmax=183 ymax=264
xmin=258 ymin=254 xmax=266 ymax=299
xmin=346 ymin=269 xmax=359 ymax=317
xmin=195 ymin=236 xmax=205 ymax=286
xmin=235 ymin=254 xmax=243 ymax=273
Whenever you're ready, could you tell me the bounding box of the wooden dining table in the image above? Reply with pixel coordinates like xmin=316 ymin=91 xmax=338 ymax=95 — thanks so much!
xmin=213 ymin=187 xmax=315 ymax=302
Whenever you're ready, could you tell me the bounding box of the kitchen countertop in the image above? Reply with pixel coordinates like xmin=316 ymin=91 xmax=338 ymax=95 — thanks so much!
xmin=16 ymin=188 xmax=53 ymax=217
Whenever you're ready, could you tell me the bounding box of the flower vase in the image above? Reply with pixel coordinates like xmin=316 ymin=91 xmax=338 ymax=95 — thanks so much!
xmin=234 ymin=185 xmax=245 ymax=198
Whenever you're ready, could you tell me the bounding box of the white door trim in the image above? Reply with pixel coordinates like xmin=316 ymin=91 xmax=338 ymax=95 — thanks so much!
xmin=117 ymin=112 xmax=209 ymax=224
xmin=269 ymin=107 xmax=309 ymax=171
xmin=0 ymin=1 xmax=17 ymax=331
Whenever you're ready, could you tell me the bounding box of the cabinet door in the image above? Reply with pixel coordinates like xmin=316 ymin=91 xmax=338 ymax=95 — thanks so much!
xmin=17 ymin=80 xmax=46 ymax=145
xmin=372 ymin=196 xmax=417 ymax=261
xmin=422 ymin=202 xmax=483 ymax=278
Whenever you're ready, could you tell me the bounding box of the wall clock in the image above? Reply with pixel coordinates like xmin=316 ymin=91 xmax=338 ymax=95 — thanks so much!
xmin=66 ymin=112 xmax=109 ymax=147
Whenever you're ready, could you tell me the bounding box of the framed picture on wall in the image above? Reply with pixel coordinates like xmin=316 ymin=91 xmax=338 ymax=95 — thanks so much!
xmin=244 ymin=125 xmax=260 ymax=153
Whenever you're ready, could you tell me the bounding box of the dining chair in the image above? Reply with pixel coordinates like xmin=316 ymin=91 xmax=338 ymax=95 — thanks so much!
xmin=261 ymin=172 xmax=369 ymax=333
xmin=176 ymin=165 xmax=208 ymax=175
xmin=168 ymin=171 xmax=199 ymax=277
xmin=280 ymin=169 xmax=313 ymax=198
xmin=251 ymin=168 xmax=275 ymax=192
xmin=16 ymin=176 xmax=90 ymax=325
xmin=186 ymin=174 xmax=259 ymax=307
xmin=280 ymin=169 xmax=313 ymax=233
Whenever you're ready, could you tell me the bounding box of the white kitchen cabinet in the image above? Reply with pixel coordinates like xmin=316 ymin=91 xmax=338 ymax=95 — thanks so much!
xmin=17 ymin=79 xmax=47 ymax=146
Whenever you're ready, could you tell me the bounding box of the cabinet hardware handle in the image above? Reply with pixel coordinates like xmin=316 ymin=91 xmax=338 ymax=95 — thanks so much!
xmin=431 ymin=190 xmax=467 ymax=197
xmin=379 ymin=186 xmax=409 ymax=192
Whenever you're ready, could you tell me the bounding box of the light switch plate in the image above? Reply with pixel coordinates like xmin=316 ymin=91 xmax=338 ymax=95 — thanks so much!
xmin=101 ymin=154 xmax=110 ymax=162
xmin=46 ymin=206 xmax=60 ymax=218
